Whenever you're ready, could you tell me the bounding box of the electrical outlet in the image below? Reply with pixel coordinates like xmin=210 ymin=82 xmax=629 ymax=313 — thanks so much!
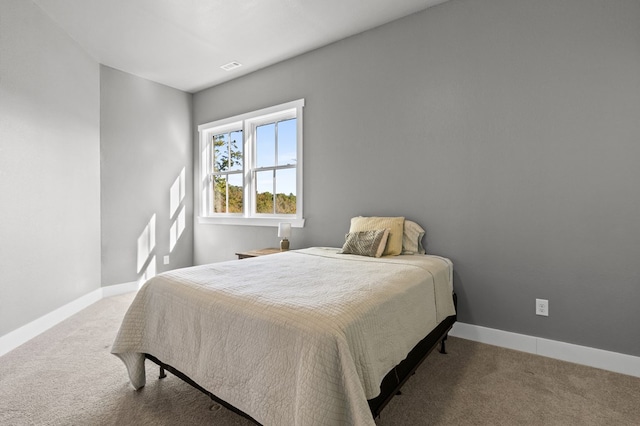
xmin=536 ymin=299 xmax=549 ymax=316
xmin=163 ymin=255 xmax=170 ymax=265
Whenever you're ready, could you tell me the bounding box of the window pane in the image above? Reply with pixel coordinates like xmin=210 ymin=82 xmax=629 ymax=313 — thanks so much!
xmin=200 ymin=99 xmax=303 ymax=221
xmin=276 ymin=168 xmax=296 ymax=214
xmin=227 ymin=173 xmax=243 ymax=213
xmin=256 ymin=123 xmax=275 ymax=168
xmin=256 ymin=170 xmax=274 ymax=214
xmin=277 ymin=118 xmax=297 ymax=166
xmin=229 ymin=130 xmax=243 ymax=172
xmin=213 ymin=133 xmax=229 ymax=172
xmin=213 ymin=175 xmax=227 ymax=213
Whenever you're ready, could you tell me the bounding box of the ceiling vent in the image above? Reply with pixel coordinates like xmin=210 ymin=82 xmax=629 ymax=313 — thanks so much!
xmin=220 ymin=61 xmax=242 ymax=71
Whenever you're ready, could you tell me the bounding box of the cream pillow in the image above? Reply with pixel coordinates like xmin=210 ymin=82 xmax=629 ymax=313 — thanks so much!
xmin=402 ymin=220 xmax=426 ymax=254
xmin=338 ymin=229 xmax=390 ymax=258
xmin=349 ymin=216 xmax=404 ymax=256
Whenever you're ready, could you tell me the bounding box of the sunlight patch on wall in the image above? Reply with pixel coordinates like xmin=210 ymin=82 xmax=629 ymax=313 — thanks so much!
xmin=137 ymin=214 xmax=156 ymax=273
xmin=170 ymin=167 xmax=186 ymax=218
xmin=170 ymin=205 xmax=186 ymax=252
xmin=137 ymin=214 xmax=157 ymax=286
xmin=138 ymin=256 xmax=156 ymax=286
xmin=169 ymin=167 xmax=186 ymax=253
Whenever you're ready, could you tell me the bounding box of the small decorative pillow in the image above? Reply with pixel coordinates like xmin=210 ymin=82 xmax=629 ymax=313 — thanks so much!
xmin=339 ymin=229 xmax=390 ymax=258
xmin=402 ymin=220 xmax=426 ymax=254
xmin=349 ymin=216 xmax=404 ymax=256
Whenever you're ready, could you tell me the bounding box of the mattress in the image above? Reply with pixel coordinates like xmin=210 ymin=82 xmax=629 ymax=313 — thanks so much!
xmin=111 ymin=247 xmax=455 ymax=425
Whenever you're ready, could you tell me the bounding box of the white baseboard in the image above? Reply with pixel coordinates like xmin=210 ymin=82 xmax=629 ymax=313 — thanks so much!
xmin=450 ymin=322 xmax=640 ymax=378
xmin=102 ymin=280 xmax=140 ymax=297
xmin=0 ymin=281 xmax=139 ymax=357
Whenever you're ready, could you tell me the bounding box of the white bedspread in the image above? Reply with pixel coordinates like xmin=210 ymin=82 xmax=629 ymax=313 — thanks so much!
xmin=111 ymin=247 xmax=455 ymax=426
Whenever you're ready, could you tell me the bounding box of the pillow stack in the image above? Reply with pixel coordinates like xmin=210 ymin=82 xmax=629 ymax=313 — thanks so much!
xmin=338 ymin=216 xmax=426 ymax=257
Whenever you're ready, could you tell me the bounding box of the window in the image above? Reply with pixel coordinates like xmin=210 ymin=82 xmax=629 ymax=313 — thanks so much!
xmin=198 ymin=99 xmax=304 ymax=227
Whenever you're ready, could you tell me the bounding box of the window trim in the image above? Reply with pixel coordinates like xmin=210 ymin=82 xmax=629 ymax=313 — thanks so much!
xmin=197 ymin=99 xmax=305 ymax=228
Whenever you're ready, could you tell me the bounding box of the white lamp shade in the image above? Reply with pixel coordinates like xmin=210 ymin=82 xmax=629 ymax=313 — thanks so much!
xmin=278 ymin=222 xmax=291 ymax=238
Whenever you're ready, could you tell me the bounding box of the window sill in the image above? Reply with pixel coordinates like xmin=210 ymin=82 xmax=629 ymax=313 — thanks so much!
xmin=197 ymin=216 xmax=305 ymax=228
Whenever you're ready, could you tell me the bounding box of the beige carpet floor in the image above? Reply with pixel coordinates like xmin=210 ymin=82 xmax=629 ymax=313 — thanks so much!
xmin=1 ymin=292 xmax=639 ymax=425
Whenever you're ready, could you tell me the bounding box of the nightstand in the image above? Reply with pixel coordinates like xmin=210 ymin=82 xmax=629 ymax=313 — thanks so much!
xmin=235 ymin=248 xmax=282 ymax=259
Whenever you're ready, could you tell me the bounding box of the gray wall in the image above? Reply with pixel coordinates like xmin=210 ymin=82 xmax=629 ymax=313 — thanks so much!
xmin=100 ymin=66 xmax=193 ymax=287
xmin=194 ymin=0 xmax=640 ymax=356
xmin=0 ymin=0 xmax=101 ymax=335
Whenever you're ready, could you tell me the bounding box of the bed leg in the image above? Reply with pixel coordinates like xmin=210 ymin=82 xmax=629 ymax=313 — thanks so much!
xmin=439 ymin=335 xmax=448 ymax=354
xmin=159 ymin=366 xmax=167 ymax=379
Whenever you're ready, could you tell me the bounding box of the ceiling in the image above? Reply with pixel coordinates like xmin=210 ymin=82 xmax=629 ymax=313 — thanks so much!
xmin=32 ymin=0 xmax=448 ymax=93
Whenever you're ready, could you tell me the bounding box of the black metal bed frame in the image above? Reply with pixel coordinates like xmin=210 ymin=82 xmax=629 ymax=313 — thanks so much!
xmin=144 ymin=294 xmax=457 ymax=424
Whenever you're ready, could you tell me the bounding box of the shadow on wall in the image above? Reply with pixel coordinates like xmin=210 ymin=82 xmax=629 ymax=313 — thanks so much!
xmin=136 ymin=167 xmax=187 ymax=286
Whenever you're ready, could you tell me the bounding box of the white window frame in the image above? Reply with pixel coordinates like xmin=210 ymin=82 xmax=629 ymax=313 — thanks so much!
xmin=198 ymin=99 xmax=305 ymax=228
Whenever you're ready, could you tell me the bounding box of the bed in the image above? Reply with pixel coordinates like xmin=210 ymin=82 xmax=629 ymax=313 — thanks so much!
xmin=112 ymin=220 xmax=456 ymax=425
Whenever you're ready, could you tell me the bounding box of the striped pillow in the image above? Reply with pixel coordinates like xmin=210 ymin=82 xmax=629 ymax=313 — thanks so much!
xmin=338 ymin=229 xmax=390 ymax=258
xmin=349 ymin=216 xmax=405 ymax=256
